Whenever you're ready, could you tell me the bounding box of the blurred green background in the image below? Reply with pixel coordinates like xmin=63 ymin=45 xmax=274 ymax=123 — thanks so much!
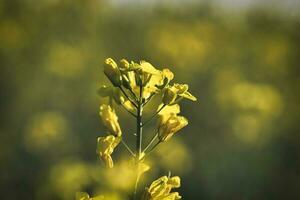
xmin=1 ymin=0 xmax=300 ymax=199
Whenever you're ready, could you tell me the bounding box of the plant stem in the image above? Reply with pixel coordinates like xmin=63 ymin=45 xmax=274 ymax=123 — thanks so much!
xmin=120 ymin=103 xmax=137 ymax=117
xmin=121 ymin=139 xmax=135 ymax=157
xmin=119 ymin=86 xmax=138 ymax=108
xmin=143 ymin=132 xmax=158 ymax=153
xmin=133 ymin=84 xmax=143 ymax=200
xmin=143 ymin=141 xmax=161 ymax=158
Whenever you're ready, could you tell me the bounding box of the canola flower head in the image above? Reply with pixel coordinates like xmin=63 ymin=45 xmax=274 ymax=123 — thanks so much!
xmin=141 ymin=175 xmax=182 ymax=200
xmin=99 ymin=104 xmax=122 ymax=137
xmin=96 ymin=135 xmax=120 ymax=168
xmin=76 ymin=58 xmax=197 ymax=199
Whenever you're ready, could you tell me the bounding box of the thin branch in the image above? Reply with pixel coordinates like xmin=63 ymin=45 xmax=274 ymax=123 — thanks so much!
xmin=128 ymin=88 xmax=138 ymax=102
xmin=121 ymin=140 xmax=135 ymax=157
xmin=120 ymin=103 xmax=137 ymax=118
xmin=142 ymin=141 xmax=161 ymax=159
xmin=142 ymin=104 xmax=167 ymax=127
xmin=118 ymin=86 xmax=138 ymax=108
xmin=143 ymin=132 xmax=158 ymax=153
xmin=143 ymin=92 xmax=156 ymax=106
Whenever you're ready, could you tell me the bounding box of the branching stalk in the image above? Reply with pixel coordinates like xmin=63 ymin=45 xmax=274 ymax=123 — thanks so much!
xmin=121 ymin=140 xmax=135 ymax=157
xmin=133 ymin=84 xmax=143 ymax=200
xmin=119 ymin=86 xmax=138 ymax=108
xmin=120 ymin=103 xmax=137 ymax=117
xmin=143 ymin=132 xmax=158 ymax=153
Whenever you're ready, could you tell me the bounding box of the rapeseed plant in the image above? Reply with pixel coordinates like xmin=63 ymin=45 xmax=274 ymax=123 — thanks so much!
xmin=77 ymin=58 xmax=197 ymax=200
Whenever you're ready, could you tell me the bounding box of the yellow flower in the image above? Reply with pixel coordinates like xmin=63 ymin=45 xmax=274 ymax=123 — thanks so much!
xmin=75 ymin=192 xmax=104 ymax=200
xmin=103 ymin=58 xmax=122 ymax=87
xmin=158 ymin=113 xmax=188 ymax=142
xmin=99 ymin=104 xmax=122 ymax=137
xmin=141 ymin=176 xmax=182 ymax=200
xmin=138 ymin=63 xmax=174 ymax=99
xmin=96 ymin=135 xmax=120 ymax=168
xmin=163 ymin=83 xmax=197 ymax=104
xmin=162 ymin=69 xmax=174 ymax=83
xmin=118 ymin=59 xmax=138 ymax=90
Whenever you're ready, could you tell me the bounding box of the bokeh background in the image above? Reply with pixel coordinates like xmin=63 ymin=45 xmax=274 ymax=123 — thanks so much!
xmin=1 ymin=0 xmax=300 ymax=199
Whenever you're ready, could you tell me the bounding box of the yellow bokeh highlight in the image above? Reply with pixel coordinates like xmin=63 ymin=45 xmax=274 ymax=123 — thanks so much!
xmin=231 ymin=82 xmax=283 ymax=117
xmin=148 ymin=21 xmax=215 ymax=71
xmin=214 ymin=69 xmax=283 ymax=144
xmin=233 ymin=114 xmax=262 ymax=143
xmin=24 ymin=111 xmax=68 ymax=152
xmin=154 ymin=139 xmax=192 ymax=173
xmin=46 ymin=43 xmax=86 ymax=78
xmin=49 ymin=160 xmax=99 ymax=200
xmin=102 ymin=159 xmax=148 ymax=191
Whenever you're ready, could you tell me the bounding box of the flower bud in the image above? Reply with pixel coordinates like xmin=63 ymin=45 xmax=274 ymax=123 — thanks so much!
xmin=121 ymin=74 xmax=131 ymax=89
xmin=158 ymin=114 xmax=188 ymax=142
xmin=99 ymin=104 xmax=122 ymax=137
xmin=119 ymin=59 xmax=130 ymax=70
xmin=162 ymin=87 xmax=177 ymax=105
xmin=167 ymin=176 xmax=181 ymax=188
xmin=103 ymin=58 xmax=122 ymax=87
xmin=96 ymin=135 xmax=120 ymax=168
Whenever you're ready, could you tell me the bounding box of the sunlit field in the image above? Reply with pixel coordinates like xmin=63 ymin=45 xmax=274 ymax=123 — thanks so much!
xmin=0 ymin=0 xmax=300 ymax=199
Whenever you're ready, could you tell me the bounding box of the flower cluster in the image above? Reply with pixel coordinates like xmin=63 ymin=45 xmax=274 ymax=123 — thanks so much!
xmin=141 ymin=176 xmax=181 ymax=200
xmin=78 ymin=58 xmax=197 ymax=200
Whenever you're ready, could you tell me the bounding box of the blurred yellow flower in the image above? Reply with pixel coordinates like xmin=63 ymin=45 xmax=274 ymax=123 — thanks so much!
xmin=104 ymin=58 xmax=122 ymax=87
xmin=99 ymin=104 xmax=122 ymax=137
xmin=96 ymin=135 xmax=120 ymax=168
xmin=141 ymin=175 xmax=181 ymax=200
xmin=76 ymin=192 xmax=104 ymax=200
xmin=158 ymin=114 xmax=188 ymax=142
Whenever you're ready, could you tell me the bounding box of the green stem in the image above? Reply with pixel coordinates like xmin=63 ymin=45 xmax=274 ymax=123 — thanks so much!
xmin=120 ymin=103 xmax=137 ymax=118
xmin=143 ymin=141 xmax=161 ymax=158
xmin=143 ymin=132 xmax=158 ymax=153
xmin=133 ymin=84 xmax=143 ymax=200
xmin=119 ymin=86 xmax=138 ymax=108
xmin=121 ymin=139 xmax=135 ymax=157
xmin=142 ymin=93 xmax=156 ymax=106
